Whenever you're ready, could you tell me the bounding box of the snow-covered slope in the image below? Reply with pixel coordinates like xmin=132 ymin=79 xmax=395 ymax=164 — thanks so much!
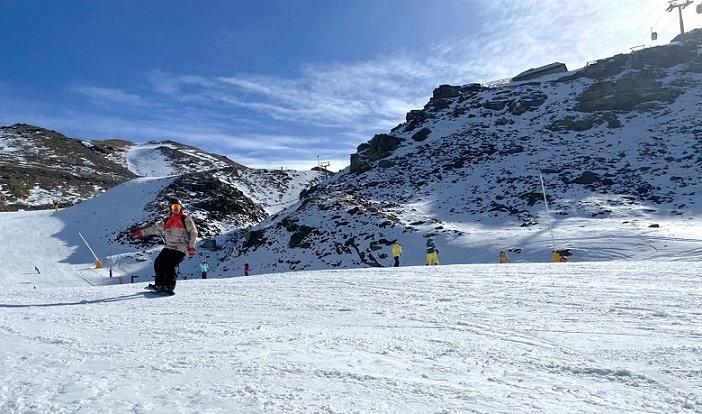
xmin=217 ymin=168 xmax=332 ymax=215
xmin=0 ymin=177 xmax=179 ymax=286
xmin=1 ymin=262 xmax=700 ymax=413
xmin=107 ymin=140 xmax=245 ymax=177
xmin=0 ymin=125 xmax=328 ymax=243
xmin=224 ymin=32 xmax=702 ymax=273
xmin=0 ymin=123 xmax=328 ymax=280
xmin=0 ymin=168 xmax=330 ymax=286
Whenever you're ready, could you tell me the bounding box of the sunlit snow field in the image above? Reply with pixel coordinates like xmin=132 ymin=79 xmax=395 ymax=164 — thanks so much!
xmin=1 ymin=262 xmax=700 ymax=413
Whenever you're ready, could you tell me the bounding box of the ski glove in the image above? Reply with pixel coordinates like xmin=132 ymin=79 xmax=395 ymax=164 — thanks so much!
xmin=187 ymin=247 xmax=196 ymax=256
xmin=128 ymin=229 xmax=144 ymax=240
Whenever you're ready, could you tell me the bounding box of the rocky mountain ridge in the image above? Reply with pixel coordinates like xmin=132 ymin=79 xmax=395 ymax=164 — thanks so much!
xmin=0 ymin=123 xmax=330 ymax=255
xmin=0 ymin=123 xmax=136 ymax=210
xmin=4 ymin=30 xmax=702 ymax=275
xmin=221 ymin=29 xmax=702 ymax=272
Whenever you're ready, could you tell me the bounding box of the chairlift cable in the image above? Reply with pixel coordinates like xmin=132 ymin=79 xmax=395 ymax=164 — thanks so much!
xmin=648 ymin=2 xmax=689 ymax=44
xmin=651 ymin=11 xmax=679 ymax=42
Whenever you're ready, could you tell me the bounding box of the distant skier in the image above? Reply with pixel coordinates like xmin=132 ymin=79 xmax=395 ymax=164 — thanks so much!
xmin=559 ymin=255 xmax=569 ymax=263
xmin=34 ymin=266 xmax=40 ymax=274
xmin=200 ymin=259 xmax=209 ymax=279
xmin=551 ymin=250 xmax=561 ymax=262
xmin=244 ymin=262 xmax=251 ymax=276
xmin=391 ymin=241 xmax=403 ymax=267
xmin=499 ymin=250 xmax=510 ymax=264
xmin=128 ymin=198 xmax=198 ymax=295
xmin=425 ymin=237 xmax=439 ymax=266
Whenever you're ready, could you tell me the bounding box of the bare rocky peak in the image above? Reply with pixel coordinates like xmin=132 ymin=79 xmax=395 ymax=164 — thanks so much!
xmin=0 ymin=124 xmax=136 ymax=211
xmin=0 ymin=124 xmax=329 ymax=241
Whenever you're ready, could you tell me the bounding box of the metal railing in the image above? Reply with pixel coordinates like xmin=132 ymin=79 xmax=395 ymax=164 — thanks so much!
xmin=481 ymin=77 xmax=512 ymax=88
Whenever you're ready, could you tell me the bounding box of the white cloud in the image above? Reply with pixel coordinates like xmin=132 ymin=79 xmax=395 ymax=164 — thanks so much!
xmin=144 ymin=1 xmax=702 ymax=135
xmin=148 ymin=70 xmax=215 ymax=95
xmin=74 ymin=86 xmax=148 ymax=106
xmin=0 ymin=93 xmax=352 ymax=169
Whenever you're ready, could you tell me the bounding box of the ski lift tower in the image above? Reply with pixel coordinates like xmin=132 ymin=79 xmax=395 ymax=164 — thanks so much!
xmin=315 ymin=155 xmax=331 ymax=170
xmin=667 ymin=0 xmax=694 ymax=40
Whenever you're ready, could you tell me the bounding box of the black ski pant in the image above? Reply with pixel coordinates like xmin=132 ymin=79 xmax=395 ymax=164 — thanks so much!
xmin=154 ymin=248 xmax=185 ymax=290
xmin=394 ymin=256 xmax=400 ymax=267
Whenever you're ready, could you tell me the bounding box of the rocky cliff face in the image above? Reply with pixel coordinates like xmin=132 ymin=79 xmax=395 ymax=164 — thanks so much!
xmin=0 ymin=124 xmax=137 ymax=211
xmin=222 ymin=30 xmax=702 ymax=272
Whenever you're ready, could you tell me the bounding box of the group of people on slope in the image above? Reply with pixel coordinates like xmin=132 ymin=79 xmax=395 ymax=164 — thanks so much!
xmin=394 ymin=244 xmax=566 ymax=266
xmin=390 ymin=237 xmax=440 ymax=267
xmin=500 ymin=249 xmax=570 ymax=263
xmin=128 ymin=199 xmax=573 ymax=295
xmin=393 ymin=240 xmax=517 ymax=266
xmin=197 ymin=259 xmax=249 ymax=278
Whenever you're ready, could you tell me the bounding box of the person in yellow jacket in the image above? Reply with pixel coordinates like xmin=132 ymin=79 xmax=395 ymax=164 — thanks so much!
xmin=391 ymin=241 xmax=403 ymax=267
xmin=425 ymin=238 xmax=439 ymax=265
xmin=499 ymin=250 xmax=510 ymax=264
xmin=551 ymin=250 xmax=561 ymax=262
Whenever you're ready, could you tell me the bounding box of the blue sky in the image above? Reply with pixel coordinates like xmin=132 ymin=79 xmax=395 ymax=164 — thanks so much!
xmin=1 ymin=0 xmax=700 ymax=170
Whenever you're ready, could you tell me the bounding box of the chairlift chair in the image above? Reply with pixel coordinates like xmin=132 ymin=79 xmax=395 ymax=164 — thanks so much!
xmin=697 ymin=2 xmax=702 ymax=13
xmin=651 ymin=28 xmax=658 ymax=41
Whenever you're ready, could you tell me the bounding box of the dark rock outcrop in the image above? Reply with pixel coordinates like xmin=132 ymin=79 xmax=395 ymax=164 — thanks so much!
xmin=350 ymin=134 xmax=403 ymax=173
xmin=576 ymin=72 xmax=680 ymax=113
xmin=411 ymin=128 xmax=431 ymax=142
xmin=146 ymin=169 xmax=267 ymax=237
xmin=571 ymin=171 xmax=600 ymax=185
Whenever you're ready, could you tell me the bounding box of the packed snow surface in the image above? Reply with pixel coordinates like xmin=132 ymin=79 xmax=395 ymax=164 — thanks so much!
xmin=125 ymin=144 xmax=177 ymax=177
xmin=1 ymin=262 xmax=700 ymax=413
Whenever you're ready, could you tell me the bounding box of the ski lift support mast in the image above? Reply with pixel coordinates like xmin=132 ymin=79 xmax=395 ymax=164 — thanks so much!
xmin=538 ymin=170 xmax=555 ymax=252
xmin=667 ymin=0 xmax=694 ymax=40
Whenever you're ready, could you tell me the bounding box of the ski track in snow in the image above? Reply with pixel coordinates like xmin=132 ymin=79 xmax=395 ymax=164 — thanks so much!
xmin=0 ymin=262 xmax=700 ymax=413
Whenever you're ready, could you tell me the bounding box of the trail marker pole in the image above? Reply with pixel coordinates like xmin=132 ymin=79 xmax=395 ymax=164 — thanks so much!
xmin=108 ymin=240 xmax=113 ymax=277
